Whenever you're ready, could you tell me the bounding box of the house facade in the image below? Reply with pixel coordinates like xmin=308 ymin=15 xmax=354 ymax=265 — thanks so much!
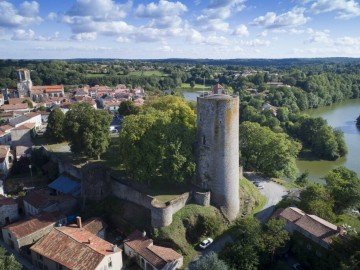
xmin=2 ymin=211 xmax=66 ymax=253
xmin=0 ymin=195 xmax=19 ymax=227
xmin=0 ymin=145 xmax=13 ymax=176
xmin=124 ymin=230 xmax=183 ymax=270
xmin=30 ymin=217 xmax=122 ymax=270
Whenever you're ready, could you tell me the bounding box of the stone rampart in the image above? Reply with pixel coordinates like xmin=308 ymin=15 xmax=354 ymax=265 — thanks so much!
xmin=193 ymin=191 xmax=211 ymax=207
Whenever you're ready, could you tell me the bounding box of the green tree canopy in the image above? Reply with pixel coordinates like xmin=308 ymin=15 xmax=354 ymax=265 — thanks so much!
xmin=190 ymin=252 xmax=229 ymax=270
xmin=63 ymin=103 xmax=112 ymax=159
xmin=45 ymin=108 xmax=65 ymax=142
xmin=0 ymin=248 xmax=22 ymax=270
xmin=325 ymin=166 xmax=360 ymax=213
xmin=119 ymin=96 xmax=196 ymax=183
xmin=239 ymin=121 xmax=301 ymax=178
xmin=118 ymin=100 xmax=140 ymax=116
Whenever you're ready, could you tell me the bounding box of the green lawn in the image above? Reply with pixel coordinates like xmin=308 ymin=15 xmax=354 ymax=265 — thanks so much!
xmin=128 ymin=70 xmax=166 ymax=76
xmin=175 ymin=83 xmax=211 ymax=93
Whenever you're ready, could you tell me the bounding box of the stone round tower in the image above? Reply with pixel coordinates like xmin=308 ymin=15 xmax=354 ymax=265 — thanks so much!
xmin=196 ymin=93 xmax=240 ymax=221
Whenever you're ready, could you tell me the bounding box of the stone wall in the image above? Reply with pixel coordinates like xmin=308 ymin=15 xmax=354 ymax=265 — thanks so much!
xmin=193 ymin=191 xmax=211 ymax=207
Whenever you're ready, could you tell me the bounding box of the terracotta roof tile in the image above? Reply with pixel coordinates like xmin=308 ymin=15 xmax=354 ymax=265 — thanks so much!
xmin=124 ymin=230 xmax=182 ymax=269
xmin=30 ymin=228 xmax=108 ymax=270
xmin=1 ymin=104 xmax=29 ymax=110
xmin=279 ymin=207 xmax=305 ymax=222
xmin=3 ymin=212 xmax=65 ymax=238
xmin=83 ymin=217 xmax=108 ymax=235
xmin=0 ymin=125 xmax=14 ymax=132
xmin=13 ymin=122 xmax=35 ymax=130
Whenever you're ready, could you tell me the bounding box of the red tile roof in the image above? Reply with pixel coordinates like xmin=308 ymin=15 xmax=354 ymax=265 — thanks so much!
xmin=31 ymin=225 xmax=121 ymax=270
xmin=3 ymin=212 xmax=65 ymax=238
xmin=0 ymin=125 xmax=14 ymax=132
xmin=83 ymin=217 xmax=108 ymax=236
xmin=278 ymin=207 xmax=305 ymax=222
xmin=124 ymin=230 xmax=182 ymax=269
xmin=1 ymin=104 xmax=29 ymax=110
xmin=13 ymin=122 xmax=35 ymax=130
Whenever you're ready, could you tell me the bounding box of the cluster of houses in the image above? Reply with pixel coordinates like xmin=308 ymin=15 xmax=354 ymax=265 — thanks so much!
xmin=0 ymin=69 xmax=183 ymax=269
xmin=0 ymin=171 xmax=183 ymax=270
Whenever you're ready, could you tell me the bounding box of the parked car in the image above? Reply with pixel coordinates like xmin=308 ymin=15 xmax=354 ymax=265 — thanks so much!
xmin=253 ymin=182 xmax=264 ymax=189
xmin=199 ymin=238 xmax=213 ymax=249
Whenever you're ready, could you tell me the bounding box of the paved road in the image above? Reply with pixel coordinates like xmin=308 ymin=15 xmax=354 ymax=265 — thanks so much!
xmin=186 ymin=175 xmax=288 ymax=268
xmin=244 ymin=173 xmax=288 ymax=223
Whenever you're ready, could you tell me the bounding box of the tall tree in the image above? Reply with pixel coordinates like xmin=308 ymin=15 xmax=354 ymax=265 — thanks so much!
xmin=325 ymin=166 xmax=360 ymax=213
xmin=63 ymin=103 xmax=112 ymax=159
xmin=45 ymin=108 xmax=65 ymax=142
xmin=190 ymin=252 xmax=229 ymax=270
xmin=118 ymin=100 xmax=140 ymax=116
xmin=239 ymin=121 xmax=301 ymax=178
xmin=119 ymin=96 xmax=196 ymax=183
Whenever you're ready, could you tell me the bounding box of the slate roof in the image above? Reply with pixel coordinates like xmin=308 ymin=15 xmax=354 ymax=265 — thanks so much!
xmin=30 ymin=225 xmax=121 ymax=270
xmin=124 ymin=230 xmax=182 ymax=270
xmin=3 ymin=211 xmax=65 ymax=239
xmin=48 ymin=175 xmax=81 ymax=197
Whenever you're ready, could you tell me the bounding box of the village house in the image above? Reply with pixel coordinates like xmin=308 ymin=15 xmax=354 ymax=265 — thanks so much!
xmin=2 ymin=211 xmax=66 ymax=254
xmin=0 ymin=125 xmax=13 ymax=145
xmin=82 ymin=217 xmax=108 ymax=239
xmin=124 ymin=230 xmax=183 ymax=270
xmin=23 ymin=189 xmax=78 ymax=217
xmin=9 ymin=112 xmax=42 ymax=128
xmin=10 ymin=122 xmax=36 ymax=146
xmin=0 ymin=195 xmax=19 ymax=227
xmin=262 ymin=103 xmax=278 ymax=116
xmin=30 ymin=85 xmax=64 ymax=102
xmin=0 ymin=145 xmax=13 ymax=177
xmin=30 ymin=217 xmax=122 ymax=270
xmin=0 ymin=103 xmax=30 ymax=113
xmin=274 ymin=207 xmax=346 ymax=249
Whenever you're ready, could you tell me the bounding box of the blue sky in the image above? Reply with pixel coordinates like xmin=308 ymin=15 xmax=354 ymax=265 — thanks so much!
xmin=1 ymin=0 xmax=360 ymax=59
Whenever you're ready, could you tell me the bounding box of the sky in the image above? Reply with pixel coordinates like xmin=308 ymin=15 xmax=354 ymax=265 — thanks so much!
xmin=1 ymin=0 xmax=360 ymax=59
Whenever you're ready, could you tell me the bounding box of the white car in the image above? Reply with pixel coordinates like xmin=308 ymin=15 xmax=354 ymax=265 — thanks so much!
xmin=199 ymin=238 xmax=213 ymax=249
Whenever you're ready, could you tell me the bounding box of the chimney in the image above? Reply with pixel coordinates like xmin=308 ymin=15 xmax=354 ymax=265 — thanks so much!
xmin=112 ymin=244 xmax=118 ymax=252
xmin=88 ymin=237 xmax=92 ymax=244
xmin=76 ymin=216 xmax=82 ymax=228
xmin=142 ymin=231 xmax=146 ymax=237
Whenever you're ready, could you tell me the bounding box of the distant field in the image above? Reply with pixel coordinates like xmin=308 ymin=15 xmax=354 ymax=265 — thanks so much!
xmin=129 ymin=70 xmax=166 ymax=76
xmin=84 ymin=70 xmax=166 ymax=78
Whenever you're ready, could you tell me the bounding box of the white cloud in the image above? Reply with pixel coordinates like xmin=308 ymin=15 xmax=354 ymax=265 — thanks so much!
xmin=335 ymin=36 xmax=360 ymax=46
xmin=241 ymin=39 xmax=271 ymax=47
xmin=36 ymin=32 xmax=60 ymax=41
xmin=307 ymin=30 xmax=332 ymax=44
xmin=158 ymin=45 xmax=173 ymax=52
xmin=19 ymin=1 xmax=39 ymax=17
xmin=71 ymin=32 xmax=97 ymax=41
xmin=252 ymin=7 xmax=309 ymax=28
xmin=11 ymin=29 xmax=35 ymax=40
xmin=0 ymin=1 xmax=42 ymax=28
xmin=308 ymin=0 xmax=360 ymax=19
xmin=232 ymin=24 xmax=249 ymax=36
xmin=47 ymin=12 xmax=58 ymax=21
xmin=186 ymin=29 xmax=203 ymax=43
xmin=135 ymin=0 xmax=187 ymax=18
xmin=204 ymin=35 xmax=229 ymax=45
xmin=116 ymin=36 xmax=130 ymax=43
xmin=67 ymin=0 xmax=131 ymax=19
xmin=194 ymin=0 xmax=245 ymax=32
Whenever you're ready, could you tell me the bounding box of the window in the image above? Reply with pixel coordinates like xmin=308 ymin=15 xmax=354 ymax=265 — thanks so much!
xmin=8 ymin=233 xmax=11 ymax=239
xmin=202 ymin=135 xmax=206 ymax=145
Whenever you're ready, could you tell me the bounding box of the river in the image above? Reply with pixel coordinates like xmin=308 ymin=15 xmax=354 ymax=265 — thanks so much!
xmin=183 ymin=92 xmax=360 ymax=183
xmin=297 ymin=99 xmax=360 ymax=182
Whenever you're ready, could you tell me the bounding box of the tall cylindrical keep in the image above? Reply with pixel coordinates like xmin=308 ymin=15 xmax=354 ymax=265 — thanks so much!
xmin=197 ymin=94 xmax=240 ymax=221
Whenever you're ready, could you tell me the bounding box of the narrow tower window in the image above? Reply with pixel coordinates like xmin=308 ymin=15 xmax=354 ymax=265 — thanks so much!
xmin=202 ymin=135 xmax=206 ymax=145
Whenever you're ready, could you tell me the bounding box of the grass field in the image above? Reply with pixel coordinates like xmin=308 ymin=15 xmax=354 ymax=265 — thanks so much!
xmin=128 ymin=70 xmax=166 ymax=76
